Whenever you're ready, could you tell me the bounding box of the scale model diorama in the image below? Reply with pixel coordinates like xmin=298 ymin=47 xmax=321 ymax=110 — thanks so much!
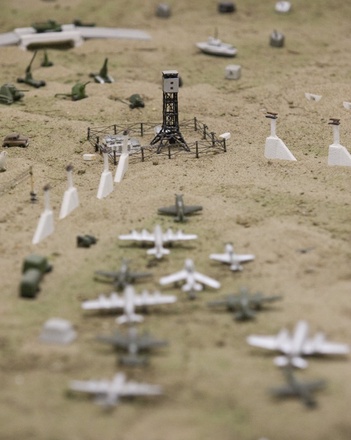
xmin=1 ymin=1 xmax=350 ymax=439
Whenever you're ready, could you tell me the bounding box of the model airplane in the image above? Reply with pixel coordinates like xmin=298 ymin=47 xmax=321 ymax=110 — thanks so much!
xmin=119 ymin=224 xmax=197 ymax=259
xmin=270 ymin=366 xmax=326 ymax=408
xmin=82 ymin=285 xmax=177 ymax=324
xmin=208 ymin=287 xmax=282 ymax=320
xmin=209 ymin=243 xmax=255 ymax=271
xmin=247 ymin=320 xmax=350 ymax=368
xmin=159 ymin=258 xmax=220 ymax=298
xmin=94 ymin=258 xmax=152 ymax=291
xmin=97 ymin=327 xmax=168 ymax=366
xmin=158 ymin=194 xmax=203 ymax=222
xmin=69 ymin=372 xmax=162 ymax=408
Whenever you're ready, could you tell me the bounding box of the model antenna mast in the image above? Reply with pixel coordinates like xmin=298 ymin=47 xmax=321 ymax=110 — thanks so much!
xmin=150 ymin=70 xmax=189 ymax=153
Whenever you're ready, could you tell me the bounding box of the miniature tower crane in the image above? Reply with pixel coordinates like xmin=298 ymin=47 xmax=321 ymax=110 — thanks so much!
xmin=150 ymin=70 xmax=189 ymax=153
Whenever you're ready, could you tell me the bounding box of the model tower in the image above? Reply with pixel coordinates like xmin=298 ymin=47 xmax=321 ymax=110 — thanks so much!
xmin=151 ymin=70 xmax=188 ymax=153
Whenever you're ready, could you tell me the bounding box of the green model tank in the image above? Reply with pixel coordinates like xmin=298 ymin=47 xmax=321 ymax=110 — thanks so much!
xmin=20 ymin=268 xmax=42 ymax=298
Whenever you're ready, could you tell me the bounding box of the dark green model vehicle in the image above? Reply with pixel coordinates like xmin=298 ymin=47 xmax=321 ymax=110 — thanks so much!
xmin=19 ymin=254 xmax=52 ymax=298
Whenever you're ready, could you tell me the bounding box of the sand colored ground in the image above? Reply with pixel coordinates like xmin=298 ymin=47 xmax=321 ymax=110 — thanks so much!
xmin=0 ymin=1 xmax=350 ymax=439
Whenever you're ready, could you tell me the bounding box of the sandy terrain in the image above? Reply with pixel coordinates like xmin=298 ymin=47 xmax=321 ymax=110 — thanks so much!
xmin=0 ymin=1 xmax=350 ymax=439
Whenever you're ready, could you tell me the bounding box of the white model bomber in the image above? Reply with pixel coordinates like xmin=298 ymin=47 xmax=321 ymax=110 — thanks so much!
xmin=247 ymin=320 xmax=350 ymax=369
xmin=69 ymin=372 xmax=162 ymax=408
xmin=159 ymin=258 xmax=220 ymax=297
xmin=119 ymin=224 xmax=197 ymax=259
xmin=82 ymin=285 xmax=177 ymax=324
xmin=210 ymin=243 xmax=255 ymax=271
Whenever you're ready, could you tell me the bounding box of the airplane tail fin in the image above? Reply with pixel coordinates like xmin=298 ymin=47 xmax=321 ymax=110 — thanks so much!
xmin=274 ymin=355 xmax=308 ymax=369
xmin=234 ymin=309 xmax=256 ymax=321
xmin=147 ymin=247 xmax=170 ymax=259
xmin=116 ymin=313 xmax=144 ymax=325
xmin=182 ymin=282 xmax=203 ymax=292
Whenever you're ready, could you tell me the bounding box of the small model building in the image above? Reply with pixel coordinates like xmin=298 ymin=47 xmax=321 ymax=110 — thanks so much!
xmin=39 ymin=318 xmax=76 ymax=344
xmin=270 ymin=30 xmax=285 ymax=48
xmin=218 ymin=2 xmax=236 ymax=13
xmin=225 ymin=64 xmax=241 ymax=80
xmin=156 ymin=4 xmax=171 ymax=18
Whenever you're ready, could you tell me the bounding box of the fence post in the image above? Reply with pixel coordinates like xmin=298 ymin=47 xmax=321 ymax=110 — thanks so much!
xmin=95 ymin=136 xmax=99 ymax=152
xmin=194 ymin=117 xmax=197 ymax=131
xmin=222 ymin=138 xmax=227 ymax=152
xmin=203 ymin=124 xmax=207 ymax=140
xmin=211 ymin=132 xmax=215 ymax=147
xmin=140 ymin=122 xmax=144 ymax=137
xmin=87 ymin=127 xmax=90 ymax=140
xmin=195 ymin=141 xmax=199 ymax=158
xmin=113 ymin=124 xmax=117 ymax=135
xmin=141 ymin=147 xmax=145 ymax=162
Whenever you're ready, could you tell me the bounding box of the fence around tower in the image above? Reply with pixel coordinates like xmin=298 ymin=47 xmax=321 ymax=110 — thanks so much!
xmin=87 ymin=117 xmax=228 ymax=162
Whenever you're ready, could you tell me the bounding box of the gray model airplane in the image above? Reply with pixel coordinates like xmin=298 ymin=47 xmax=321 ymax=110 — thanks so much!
xmin=158 ymin=194 xmax=203 ymax=222
xmin=97 ymin=327 xmax=168 ymax=366
xmin=270 ymin=366 xmax=326 ymax=408
xmin=208 ymin=287 xmax=282 ymax=320
xmin=94 ymin=258 xmax=152 ymax=291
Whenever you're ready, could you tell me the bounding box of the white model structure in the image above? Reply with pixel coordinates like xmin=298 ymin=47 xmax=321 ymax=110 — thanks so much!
xmin=39 ymin=318 xmax=76 ymax=344
xmin=159 ymin=258 xmax=220 ymax=296
xmin=210 ymin=243 xmax=255 ymax=271
xmin=327 ymin=118 xmax=351 ymax=166
xmin=69 ymin=372 xmax=162 ymax=408
xmin=32 ymin=184 xmax=54 ymax=244
xmin=59 ymin=164 xmax=79 ymax=219
xmin=196 ymin=36 xmax=237 ymax=57
xmin=247 ymin=320 xmax=349 ymax=369
xmin=82 ymin=285 xmax=177 ymax=325
xmin=97 ymin=151 xmax=113 ymax=199
xmin=114 ymin=131 xmax=129 ymax=183
xmin=264 ymin=112 xmax=296 ymax=161
xmin=305 ymin=92 xmax=322 ymax=102
xmin=0 ymin=25 xmax=151 ymax=50
xmin=275 ymin=1 xmax=291 ymax=13
xmin=119 ymin=224 xmax=197 ymax=259
xmin=0 ymin=151 xmax=7 ymax=171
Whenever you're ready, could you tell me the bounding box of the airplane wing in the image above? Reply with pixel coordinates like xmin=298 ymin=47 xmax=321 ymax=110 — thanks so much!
xmin=158 ymin=206 xmax=177 ymax=215
xmin=130 ymin=271 xmax=152 ymax=280
xmin=137 ymin=334 xmax=168 ymax=349
xmin=119 ymin=229 xmax=155 ymax=243
xmin=209 ymin=253 xmax=232 ymax=264
xmin=96 ymin=333 xmax=130 ymax=348
xmin=303 ymin=335 xmax=350 ymax=356
xmin=133 ymin=290 xmax=177 ymax=306
xmin=70 ymin=379 xmax=110 ymax=395
xmin=162 ymin=229 xmax=197 ymax=243
xmin=210 ymin=253 xmax=254 ymax=263
xmin=247 ymin=335 xmax=281 ymax=351
xmin=183 ymin=205 xmax=203 ymax=214
xmin=118 ymin=381 xmax=163 ymax=397
xmin=193 ymin=272 xmax=220 ymax=289
xmin=82 ymin=293 xmax=125 ymax=310
xmin=208 ymin=296 xmax=239 ymax=308
xmin=159 ymin=269 xmax=188 ymax=285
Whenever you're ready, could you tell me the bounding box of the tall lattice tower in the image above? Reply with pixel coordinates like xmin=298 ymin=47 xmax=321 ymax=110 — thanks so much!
xmin=151 ymin=70 xmax=189 ymax=153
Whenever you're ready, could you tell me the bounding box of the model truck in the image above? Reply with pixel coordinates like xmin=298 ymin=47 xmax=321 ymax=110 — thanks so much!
xmin=19 ymin=254 xmax=52 ymax=298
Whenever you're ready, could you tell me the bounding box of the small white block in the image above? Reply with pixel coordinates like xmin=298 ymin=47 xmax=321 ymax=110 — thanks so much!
xmin=305 ymin=93 xmax=322 ymax=102
xmin=219 ymin=132 xmax=231 ymax=140
xmin=83 ymin=153 xmax=96 ymax=161
xmin=275 ymin=1 xmax=291 ymax=13
xmin=343 ymin=101 xmax=351 ymax=110
xmin=225 ymin=64 xmax=241 ymax=80
xmin=39 ymin=318 xmax=76 ymax=344
xmin=0 ymin=151 xmax=8 ymax=171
